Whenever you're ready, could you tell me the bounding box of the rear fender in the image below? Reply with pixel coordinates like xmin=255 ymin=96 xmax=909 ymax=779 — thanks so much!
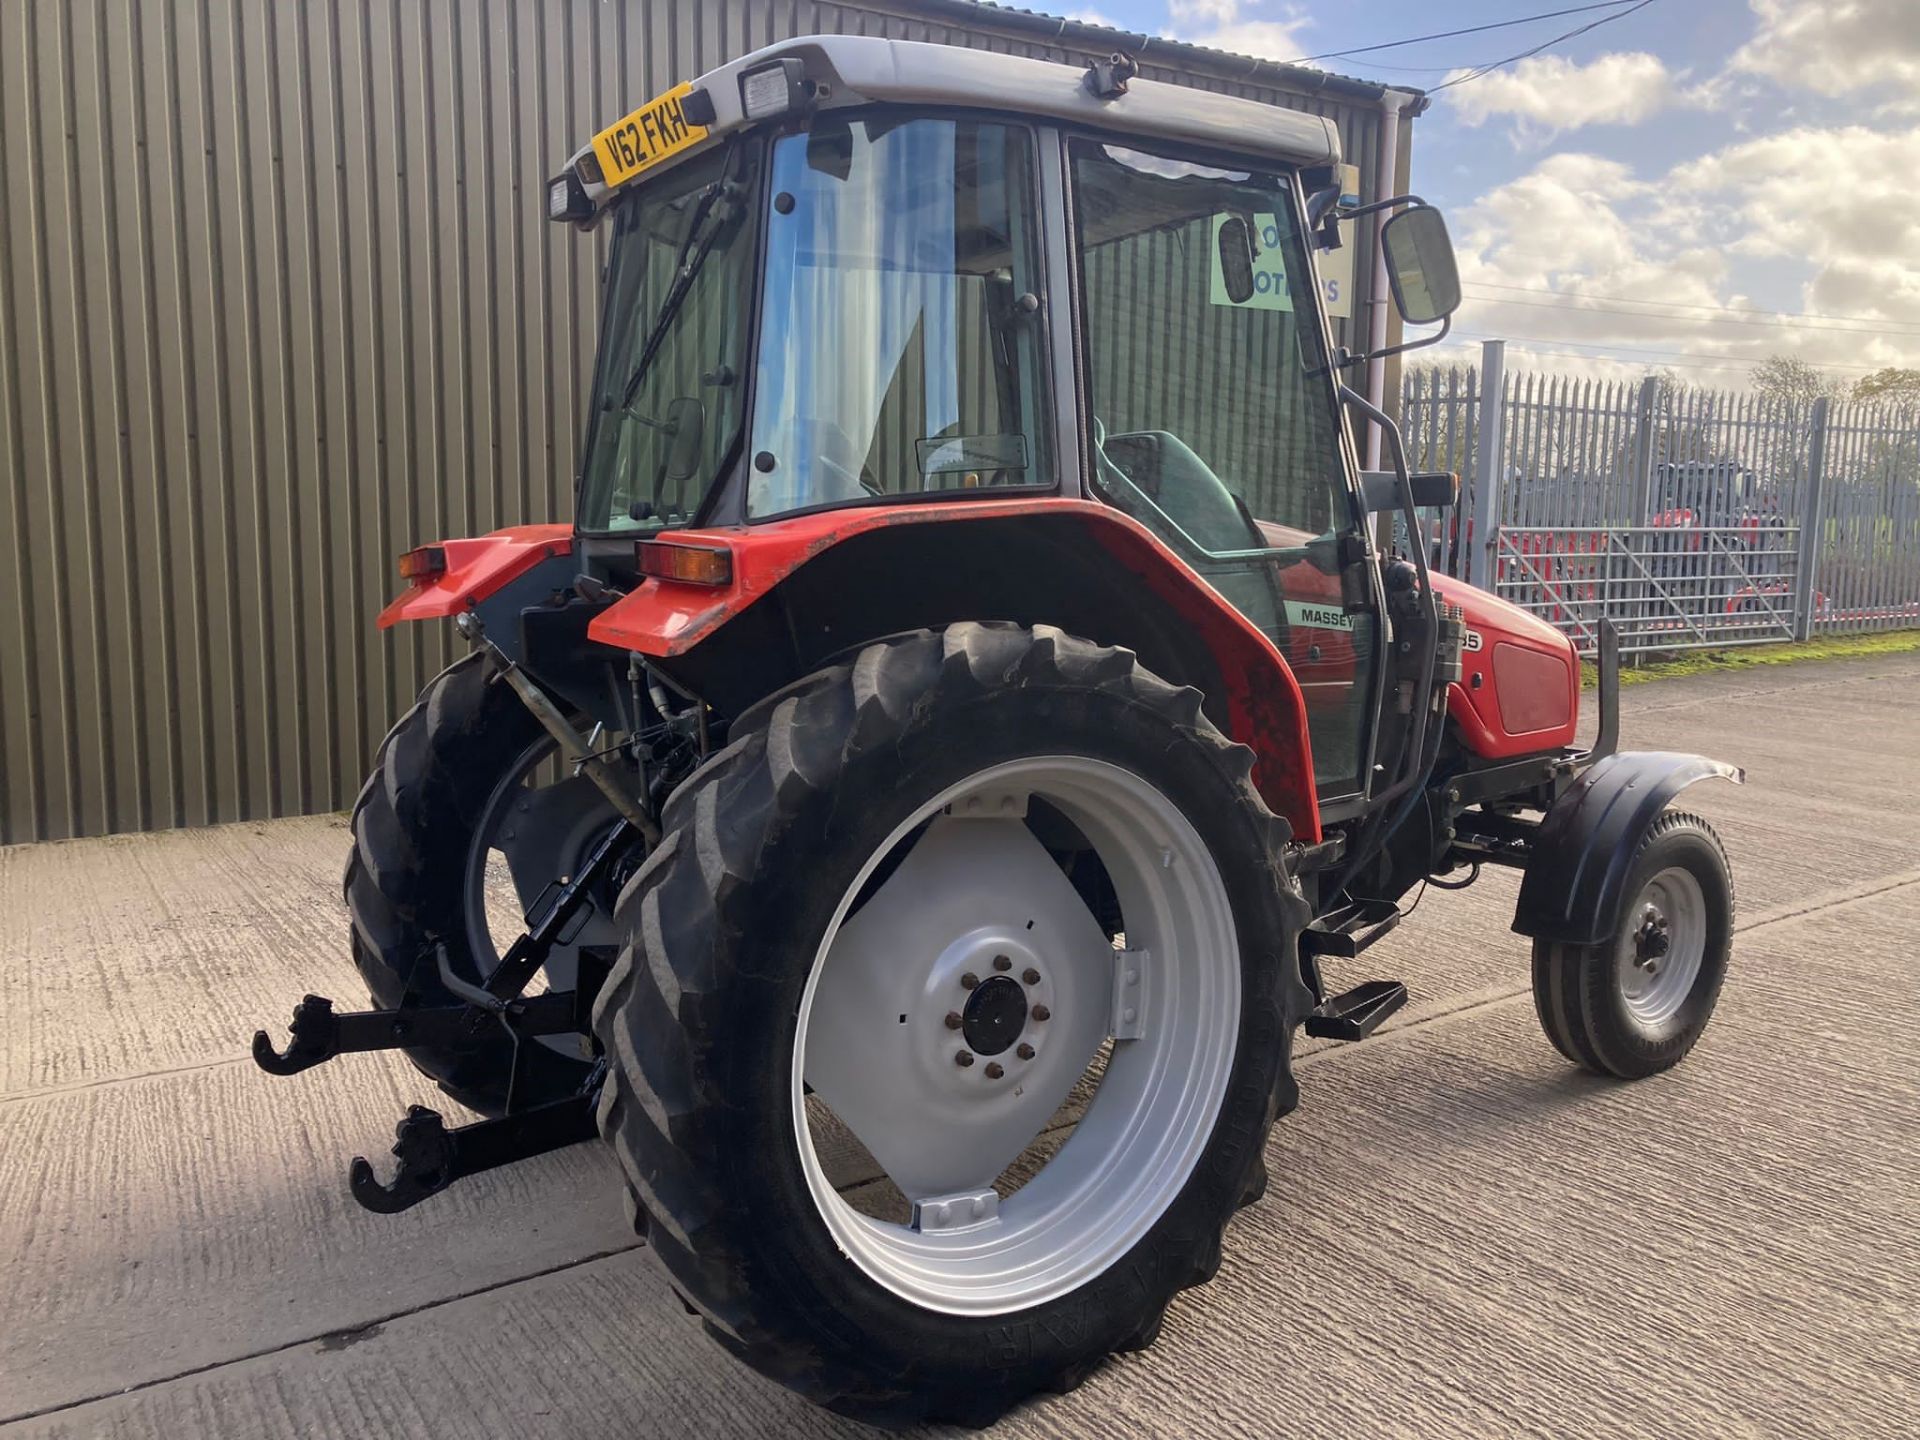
xmin=1513 ymin=751 xmax=1744 ymax=946
xmin=375 ymin=525 xmax=625 ymax=723
xmin=376 ymin=525 xmax=575 ymax=629
xmin=587 ymin=499 xmax=1322 ymax=841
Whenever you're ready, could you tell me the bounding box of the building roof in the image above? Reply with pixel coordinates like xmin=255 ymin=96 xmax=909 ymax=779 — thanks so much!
xmin=897 ymin=0 xmax=1429 ymax=109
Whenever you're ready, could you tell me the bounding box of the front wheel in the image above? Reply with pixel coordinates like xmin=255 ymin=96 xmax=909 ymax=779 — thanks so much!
xmin=592 ymin=624 xmax=1312 ymax=1427
xmin=1531 ymin=810 xmax=1734 ymax=1079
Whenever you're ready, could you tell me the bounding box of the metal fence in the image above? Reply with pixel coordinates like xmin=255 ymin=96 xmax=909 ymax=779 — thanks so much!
xmin=1402 ymin=341 xmax=1920 ymax=654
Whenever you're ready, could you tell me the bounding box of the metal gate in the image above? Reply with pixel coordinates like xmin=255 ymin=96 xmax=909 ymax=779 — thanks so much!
xmin=1403 ymin=340 xmax=1920 ymax=655
xmin=1492 ymin=525 xmax=1801 ymax=654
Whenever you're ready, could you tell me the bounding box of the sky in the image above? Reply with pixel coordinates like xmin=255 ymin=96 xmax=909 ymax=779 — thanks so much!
xmin=1036 ymin=0 xmax=1920 ymax=389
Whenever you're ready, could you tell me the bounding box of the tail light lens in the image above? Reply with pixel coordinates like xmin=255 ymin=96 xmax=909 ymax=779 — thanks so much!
xmin=397 ymin=545 xmax=447 ymax=582
xmin=636 ymin=540 xmax=732 ymax=586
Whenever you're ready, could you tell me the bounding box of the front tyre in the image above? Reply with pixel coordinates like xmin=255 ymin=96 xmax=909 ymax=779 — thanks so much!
xmin=1531 ymin=810 xmax=1734 ymax=1079
xmin=593 ymin=624 xmax=1312 ymax=1426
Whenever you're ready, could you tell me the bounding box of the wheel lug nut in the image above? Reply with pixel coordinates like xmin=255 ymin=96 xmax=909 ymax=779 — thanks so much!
xmin=1017 ymin=1043 xmax=1035 ymax=1060
xmin=993 ymin=954 xmax=1011 ymax=972
xmin=1022 ymin=968 xmax=1040 ymax=985
xmin=960 ymin=973 xmax=979 ymax=990
xmin=1031 ymin=1004 xmax=1050 ymax=1022
xmin=984 ymin=1062 xmax=1004 ymax=1079
xmin=944 ymin=1011 xmax=963 ymax=1030
xmin=955 ymin=1050 xmax=974 ymax=1067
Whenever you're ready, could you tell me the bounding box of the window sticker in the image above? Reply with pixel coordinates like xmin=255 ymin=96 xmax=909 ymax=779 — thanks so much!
xmin=1209 ymin=214 xmax=1353 ymax=318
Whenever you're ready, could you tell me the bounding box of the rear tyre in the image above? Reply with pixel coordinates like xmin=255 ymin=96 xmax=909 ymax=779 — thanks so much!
xmin=345 ymin=653 xmax=621 ymax=1115
xmin=593 ymin=624 xmax=1313 ymax=1427
xmin=1530 ymin=811 xmax=1733 ymax=1080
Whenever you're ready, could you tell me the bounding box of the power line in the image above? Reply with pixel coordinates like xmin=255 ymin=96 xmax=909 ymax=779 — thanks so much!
xmin=1463 ymin=279 xmax=1920 ymax=331
xmin=1430 ymin=0 xmax=1659 ymax=92
xmin=1461 ymin=289 xmax=1920 ymax=339
xmin=1283 ymin=2 xmax=1640 ymax=65
xmin=1446 ymin=336 xmax=1776 ymax=377
xmin=1319 ymin=59 xmax=1479 ymax=75
xmin=1452 ymin=329 xmax=1883 ymax=372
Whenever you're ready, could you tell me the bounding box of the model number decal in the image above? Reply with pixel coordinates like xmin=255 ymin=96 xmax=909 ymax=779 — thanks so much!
xmin=1462 ymin=628 xmax=1484 ymax=652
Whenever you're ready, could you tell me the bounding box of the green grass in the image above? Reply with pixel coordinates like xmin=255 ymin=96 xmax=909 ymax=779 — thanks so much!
xmin=1580 ymin=630 xmax=1920 ymax=689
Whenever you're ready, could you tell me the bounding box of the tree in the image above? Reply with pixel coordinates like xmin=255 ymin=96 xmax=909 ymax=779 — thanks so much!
xmin=1852 ymin=367 xmax=1920 ymax=407
xmin=1750 ymin=353 xmax=1848 ymax=408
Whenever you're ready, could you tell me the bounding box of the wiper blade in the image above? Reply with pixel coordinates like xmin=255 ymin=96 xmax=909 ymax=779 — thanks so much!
xmin=615 ymin=166 xmax=742 ymax=414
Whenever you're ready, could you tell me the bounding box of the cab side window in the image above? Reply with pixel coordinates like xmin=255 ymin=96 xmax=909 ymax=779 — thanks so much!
xmin=1071 ymin=141 xmax=1375 ymax=797
xmin=1072 ymin=143 xmax=1349 ymax=547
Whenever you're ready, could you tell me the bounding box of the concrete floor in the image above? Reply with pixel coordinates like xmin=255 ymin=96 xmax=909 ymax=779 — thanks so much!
xmin=2 ymin=654 xmax=1916 ymax=1438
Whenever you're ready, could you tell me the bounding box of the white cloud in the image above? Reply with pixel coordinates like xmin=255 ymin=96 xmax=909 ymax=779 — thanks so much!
xmin=1457 ymin=154 xmax=1659 ymax=279
xmin=1161 ymin=2 xmax=1311 ymax=65
xmin=1731 ymin=0 xmax=1920 ymax=99
xmin=1450 ymin=128 xmax=1920 ymax=386
xmin=1168 ymin=0 xmax=1243 ymax=23
xmin=1672 ymin=125 xmax=1920 ymax=326
xmin=1443 ymin=53 xmax=1697 ymax=139
xmin=1184 ymin=20 xmax=1311 ymax=62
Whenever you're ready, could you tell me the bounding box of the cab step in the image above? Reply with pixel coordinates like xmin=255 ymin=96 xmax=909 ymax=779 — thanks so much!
xmin=1304 ymin=979 xmax=1409 ymax=1042
xmin=1299 ymin=897 xmax=1402 ymax=959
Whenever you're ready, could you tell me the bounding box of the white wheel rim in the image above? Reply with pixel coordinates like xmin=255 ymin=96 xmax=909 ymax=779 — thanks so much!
xmin=791 ymin=755 xmax=1241 ymax=1316
xmin=1615 ymin=865 xmax=1707 ymax=1028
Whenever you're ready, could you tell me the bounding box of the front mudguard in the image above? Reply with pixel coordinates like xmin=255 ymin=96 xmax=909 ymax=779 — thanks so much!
xmin=1513 ymin=751 xmax=1744 ymax=946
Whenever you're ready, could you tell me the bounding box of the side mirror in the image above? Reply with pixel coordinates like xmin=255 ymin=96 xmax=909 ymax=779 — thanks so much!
xmin=1216 ymin=215 xmax=1257 ymax=305
xmin=1361 ymin=470 xmax=1458 ymax=513
xmin=1381 ymin=206 xmax=1461 ymax=325
xmin=662 ymin=396 xmax=706 ymax=483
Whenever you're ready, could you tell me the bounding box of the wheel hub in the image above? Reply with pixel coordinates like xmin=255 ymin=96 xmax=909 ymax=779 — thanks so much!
xmin=961 ymin=973 xmax=1030 ymax=1057
xmin=799 ymin=815 xmax=1103 ymax=1200
xmin=1615 ymin=868 xmax=1707 ymax=1027
xmin=1632 ymin=905 xmax=1672 ymax=972
xmin=925 ymin=926 xmax=1058 ymax=1091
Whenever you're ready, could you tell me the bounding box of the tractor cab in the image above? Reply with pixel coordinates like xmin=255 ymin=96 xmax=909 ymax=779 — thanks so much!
xmin=261 ymin=37 xmax=1744 ymax=1429
xmin=545 ymin=38 xmax=1473 ymax=811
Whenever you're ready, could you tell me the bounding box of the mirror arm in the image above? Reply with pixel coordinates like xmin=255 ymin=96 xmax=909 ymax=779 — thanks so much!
xmin=1339 ymin=191 xmax=1431 ymax=223
xmin=1336 ymin=312 xmax=1452 ymax=369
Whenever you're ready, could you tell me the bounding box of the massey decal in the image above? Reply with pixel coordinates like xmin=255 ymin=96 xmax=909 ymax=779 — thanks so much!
xmin=1285 ymin=601 xmax=1356 ymax=631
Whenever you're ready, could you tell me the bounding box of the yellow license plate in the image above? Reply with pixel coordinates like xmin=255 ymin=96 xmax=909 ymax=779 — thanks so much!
xmin=591 ymin=82 xmax=710 ymax=189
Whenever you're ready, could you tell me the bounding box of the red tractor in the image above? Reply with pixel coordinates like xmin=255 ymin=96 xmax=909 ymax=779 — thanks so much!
xmin=255 ymin=37 xmax=1741 ymax=1427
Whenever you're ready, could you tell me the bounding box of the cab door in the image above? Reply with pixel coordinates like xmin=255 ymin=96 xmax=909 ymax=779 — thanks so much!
xmin=1067 ymin=138 xmax=1380 ymax=800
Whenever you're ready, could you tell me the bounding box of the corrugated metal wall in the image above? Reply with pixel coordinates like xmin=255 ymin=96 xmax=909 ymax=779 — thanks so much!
xmin=0 ymin=0 xmax=1405 ymax=843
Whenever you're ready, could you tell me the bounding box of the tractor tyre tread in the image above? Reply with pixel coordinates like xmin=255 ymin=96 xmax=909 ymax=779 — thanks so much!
xmin=344 ymin=651 xmax=590 ymax=1115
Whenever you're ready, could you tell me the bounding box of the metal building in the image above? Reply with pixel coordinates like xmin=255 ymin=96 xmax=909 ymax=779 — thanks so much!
xmin=0 ymin=0 xmax=1422 ymax=843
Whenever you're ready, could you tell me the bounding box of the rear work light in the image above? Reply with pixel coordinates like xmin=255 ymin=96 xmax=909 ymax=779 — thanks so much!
xmin=397 ymin=545 xmax=447 ymax=582
xmin=636 ymin=540 xmax=733 ymax=586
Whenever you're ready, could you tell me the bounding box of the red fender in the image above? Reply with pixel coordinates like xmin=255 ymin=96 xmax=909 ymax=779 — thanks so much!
xmin=376 ymin=525 xmax=574 ymax=628
xmin=589 ymin=499 xmax=1322 ymax=842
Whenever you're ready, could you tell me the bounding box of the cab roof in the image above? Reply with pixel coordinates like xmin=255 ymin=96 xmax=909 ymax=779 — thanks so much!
xmin=562 ymin=34 xmax=1342 ymax=219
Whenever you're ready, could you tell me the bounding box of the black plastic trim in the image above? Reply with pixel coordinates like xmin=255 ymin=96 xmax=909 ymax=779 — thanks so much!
xmin=1512 ymin=750 xmax=1744 ymax=945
